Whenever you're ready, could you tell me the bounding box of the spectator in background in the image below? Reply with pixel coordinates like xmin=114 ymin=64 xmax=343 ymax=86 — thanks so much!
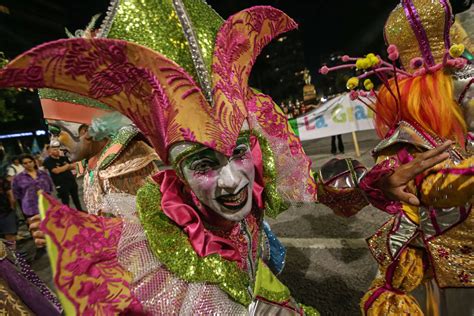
xmin=40 ymin=144 xmax=50 ymax=161
xmin=34 ymin=154 xmax=45 ymax=171
xmin=0 ymin=175 xmax=18 ymax=249
xmin=6 ymin=156 xmax=24 ymax=182
xmin=331 ymin=134 xmax=345 ymax=155
xmin=43 ymin=141 xmax=83 ymax=211
xmin=12 ymin=154 xmax=54 ymax=217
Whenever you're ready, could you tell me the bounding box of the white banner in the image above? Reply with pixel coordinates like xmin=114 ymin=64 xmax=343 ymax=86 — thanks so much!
xmin=295 ymin=94 xmax=375 ymax=141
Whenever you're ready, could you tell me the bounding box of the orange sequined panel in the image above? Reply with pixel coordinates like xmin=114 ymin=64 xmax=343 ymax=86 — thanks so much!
xmin=426 ymin=211 xmax=474 ymax=288
xmin=366 ymin=218 xmax=396 ymax=267
xmin=102 ymin=140 xmax=160 ymax=195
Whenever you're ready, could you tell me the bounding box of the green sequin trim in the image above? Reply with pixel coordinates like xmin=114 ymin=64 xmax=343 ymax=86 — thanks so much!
xmin=107 ymin=0 xmax=223 ymax=86
xmin=98 ymin=125 xmax=139 ymax=170
xmin=301 ymin=304 xmax=320 ymax=316
xmin=38 ymin=88 xmax=111 ymax=110
xmin=256 ymin=286 xmax=291 ymax=303
xmin=136 ymin=182 xmax=252 ymax=306
xmin=252 ymin=130 xmax=289 ymax=218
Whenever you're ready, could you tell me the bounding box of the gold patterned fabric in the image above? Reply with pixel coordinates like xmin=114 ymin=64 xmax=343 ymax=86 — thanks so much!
xmin=0 ymin=278 xmax=33 ymax=316
xmin=361 ymin=247 xmax=425 ymax=316
xmin=426 ymin=211 xmax=473 ymax=288
xmin=421 ymin=156 xmax=474 ymax=208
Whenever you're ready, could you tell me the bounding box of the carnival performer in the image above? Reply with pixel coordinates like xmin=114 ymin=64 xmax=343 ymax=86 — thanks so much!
xmin=321 ymin=0 xmax=474 ymax=315
xmin=0 ymin=0 xmax=458 ymax=314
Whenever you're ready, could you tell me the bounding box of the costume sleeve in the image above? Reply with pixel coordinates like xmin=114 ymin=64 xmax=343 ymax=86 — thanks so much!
xmin=420 ymin=156 xmax=474 ymax=207
xmin=38 ymin=194 xmax=143 ymax=315
xmin=360 ymin=247 xmax=425 ymax=316
xmin=316 ymin=158 xmax=369 ymax=217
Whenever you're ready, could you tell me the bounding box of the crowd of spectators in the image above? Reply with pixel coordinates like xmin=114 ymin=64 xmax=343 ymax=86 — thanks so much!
xmin=0 ymin=126 xmax=85 ymax=251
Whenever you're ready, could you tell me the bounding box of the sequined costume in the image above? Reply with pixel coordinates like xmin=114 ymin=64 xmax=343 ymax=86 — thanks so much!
xmin=322 ymin=0 xmax=474 ymax=315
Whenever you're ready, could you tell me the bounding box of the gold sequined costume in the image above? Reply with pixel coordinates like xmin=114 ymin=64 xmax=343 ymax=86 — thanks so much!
xmin=320 ymin=0 xmax=473 ymax=315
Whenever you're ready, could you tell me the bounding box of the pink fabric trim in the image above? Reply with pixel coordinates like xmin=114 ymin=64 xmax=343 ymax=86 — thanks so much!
xmin=403 ymin=0 xmax=435 ymax=66
xmin=429 ymin=207 xmax=442 ymax=235
xmin=41 ymin=98 xmax=111 ymax=124
xmin=359 ymin=158 xmax=402 ymax=215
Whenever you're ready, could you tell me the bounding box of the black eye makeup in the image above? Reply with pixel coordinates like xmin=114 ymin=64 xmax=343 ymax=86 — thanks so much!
xmin=182 ymin=149 xmax=220 ymax=172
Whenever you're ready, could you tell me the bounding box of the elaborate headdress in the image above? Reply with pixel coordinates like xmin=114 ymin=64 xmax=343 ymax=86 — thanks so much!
xmin=0 ymin=0 xmax=315 ymax=198
xmin=320 ymin=0 xmax=468 ymax=144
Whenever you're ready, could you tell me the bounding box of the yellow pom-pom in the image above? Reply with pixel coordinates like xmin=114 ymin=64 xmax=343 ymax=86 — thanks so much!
xmin=449 ymin=44 xmax=465 ymax=58
xmin=364 ymin=79 xmax=374 ymax=91
xmin=355 ymin=58 xmax=371 ymax=70
xmin=369 ymin=55 xmax=379 ymax=66
xmin=346 ymin=77 xmax=359 ymax=90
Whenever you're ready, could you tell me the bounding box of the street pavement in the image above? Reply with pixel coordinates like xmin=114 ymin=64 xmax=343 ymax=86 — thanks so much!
xmin=21 ymin=130 xmax=387 ymax=315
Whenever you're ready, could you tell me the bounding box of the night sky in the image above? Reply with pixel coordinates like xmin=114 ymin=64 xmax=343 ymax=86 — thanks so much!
xmin=0 ymin=0 xmax=469 ymax=134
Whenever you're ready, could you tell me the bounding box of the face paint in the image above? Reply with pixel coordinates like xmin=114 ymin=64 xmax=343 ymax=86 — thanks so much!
xmin=180 ymin=135 xmax=255 ymax=222
xmin=47 ymin=119 xmax=95 ymax=162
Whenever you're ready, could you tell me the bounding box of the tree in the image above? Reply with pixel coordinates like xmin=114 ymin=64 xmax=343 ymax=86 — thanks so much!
xmin=0 ymin=52 xmax=24 ymax=123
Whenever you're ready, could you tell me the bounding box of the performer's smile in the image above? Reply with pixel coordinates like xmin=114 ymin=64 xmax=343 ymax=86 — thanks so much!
xmin=216 ymin=184 xmax=249 ymax=211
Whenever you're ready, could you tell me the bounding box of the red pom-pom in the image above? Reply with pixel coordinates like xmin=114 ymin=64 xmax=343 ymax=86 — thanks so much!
xmin=388 ymin=52 xmax=399 ymax=61
xmin=320 ymin=66 xmax=329 ymax=75
xmin=341 ymin=55 xmax=350 ymax=62
xmin=387 ymin=44 xmax=398 ymax=54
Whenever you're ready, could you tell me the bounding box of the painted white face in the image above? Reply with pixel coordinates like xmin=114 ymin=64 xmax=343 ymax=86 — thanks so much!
xmin=175 ymin=135 xmax=255 ymax=222
xmin=48 ymin=120 xmax=80 ymax=159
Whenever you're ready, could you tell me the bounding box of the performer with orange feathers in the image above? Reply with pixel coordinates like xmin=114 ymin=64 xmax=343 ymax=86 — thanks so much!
xmin=321 ymin=0 xmax=473 ymax=315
